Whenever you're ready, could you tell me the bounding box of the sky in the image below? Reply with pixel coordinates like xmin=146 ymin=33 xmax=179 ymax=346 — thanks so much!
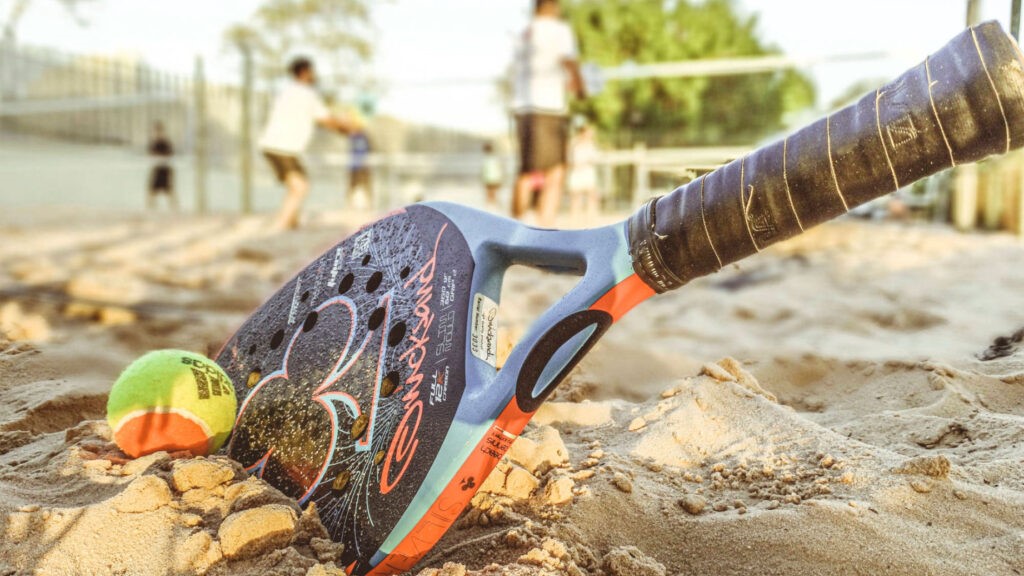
xmin=9 ymin=0 xmax=1016 ymax=135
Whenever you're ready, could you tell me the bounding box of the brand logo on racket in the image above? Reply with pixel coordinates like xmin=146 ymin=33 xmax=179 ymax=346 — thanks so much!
xmin=381 ymin=224 xmax=447 ymax=494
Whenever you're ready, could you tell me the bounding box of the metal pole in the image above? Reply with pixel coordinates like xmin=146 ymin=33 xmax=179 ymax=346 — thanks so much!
xmin=1016 ymin=0 xmax=1024 ymax=236
xmin=137 ymin=61 xmax=147 ymax=148
xmin=0 ymin=40 xmax=10 ymax=142
xmin=103 ymin=57 xmax=113 ymax=143
xmin=950 ymin=0 xmax=985 ymax=230
xmin=240 ymin=47 xmax=254 ymax=214
xmin=966 ymin=0 xmax=982 ymax=26
xmin=164 ymin=70 xmax=174 ymax=142
xmin=631 ymin=142 xmax=649 ymax=205
xmin=1013 ymin=0 xmax=1021 ymax=40
xmin=1016 ymin=154 xmax=1024 ymax=236
xmin=194 ymin=56 xmax=208 ymax=214
xmin=0 ymin=36 xmax=9 ymax=102
xmin=118 ymin=57 xmax=128 ymax=144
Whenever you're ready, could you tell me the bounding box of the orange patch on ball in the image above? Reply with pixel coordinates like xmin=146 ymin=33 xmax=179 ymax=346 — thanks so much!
xmin=113 ymin=411 xmax=211 ymax=458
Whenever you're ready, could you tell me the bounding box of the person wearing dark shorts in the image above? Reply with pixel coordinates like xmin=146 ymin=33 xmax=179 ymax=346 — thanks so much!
xmin=259 ymin=57 xmax=354 ymax=230
xmin=516 ymin=113 xmax=568 ymax=176
xmin=147 ymin=122 xmax=178 ymax=210
xmin=263 ymin=151 xmax=306 ymax=184
xmin=511 ymin=0 xmax=584 ymax=227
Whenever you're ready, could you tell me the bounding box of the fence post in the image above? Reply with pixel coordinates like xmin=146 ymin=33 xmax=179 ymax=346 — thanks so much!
xmin=0 ymin=39 xmax=12 ymax=139
xmin=193 ymin=56 xmax=208 ymax=214
xmin=118 ymin=57 xmax=129 ymax=144
xmin=0 ymin=37 xmax=10 ymax=102
xmin=101 ymin=57 xmax=112 ymax=142
xmin=967 ymin=0 xmax=982 ymax=26
xmin=1013 ymin=0 xmax=1022 ymax=40
xmin=982 ymin=165 xmax=1003 ymax=230
xmin=1015 ymin=151 xmax=1024 ymax=236
xmin=953 ymin=163 xmax=978 ymax=231
xmin=137 ymin=61 xmax=150 ymax=148
xmin=949 ymin=1 xmax=982 ymax=232
xmin=631 ymin=142 xmax=649 ymax=205
xmin=385 ymin=155 xmax=398 ymax=209
xmin=600 ymin=161 xmax=614 ymax=209
xmin=240 ymin=47 xmax=254 ymax=214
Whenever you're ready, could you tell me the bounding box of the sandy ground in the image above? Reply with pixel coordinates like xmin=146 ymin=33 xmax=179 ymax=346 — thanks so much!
xmin=1 ymin=205 xmax=1023 ymax=575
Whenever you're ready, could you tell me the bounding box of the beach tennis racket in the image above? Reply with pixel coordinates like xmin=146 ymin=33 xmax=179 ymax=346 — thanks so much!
xmin=215 ymin=22 xmax=1024 ymax=576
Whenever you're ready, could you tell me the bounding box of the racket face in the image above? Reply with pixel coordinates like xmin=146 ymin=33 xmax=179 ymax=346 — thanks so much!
xmin=216 ymin=202 xmax=646 ymax=575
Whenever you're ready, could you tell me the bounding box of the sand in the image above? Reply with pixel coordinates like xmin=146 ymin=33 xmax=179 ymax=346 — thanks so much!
xmin=1 ymin=206 xmax=1023 ymax=575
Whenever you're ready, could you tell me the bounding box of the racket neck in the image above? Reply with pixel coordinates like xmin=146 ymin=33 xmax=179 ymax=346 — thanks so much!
xmin=626 ymin=197 xmax=686 ymax=292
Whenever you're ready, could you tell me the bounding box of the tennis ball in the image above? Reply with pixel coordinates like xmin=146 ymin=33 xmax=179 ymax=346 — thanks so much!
xmin=107 ymin=349 xmax=237 ymax=458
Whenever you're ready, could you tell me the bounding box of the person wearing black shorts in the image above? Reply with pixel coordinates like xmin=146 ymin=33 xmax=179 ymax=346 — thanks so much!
xmin=263 ymin=151 xmax=307 ymax=186
xmin=511 ymin=0 xmax=584 ymax=227
xmin=147 ymin=122 xmax=178 ymax=210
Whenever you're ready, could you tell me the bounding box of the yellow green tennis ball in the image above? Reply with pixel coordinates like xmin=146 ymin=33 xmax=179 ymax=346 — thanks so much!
xmin=107 ymin=349 xmax=237 ymax=458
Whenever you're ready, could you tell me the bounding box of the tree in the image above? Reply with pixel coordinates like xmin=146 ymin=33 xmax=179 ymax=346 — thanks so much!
xmin=1 ymin=0 xmax=94 ymax=101
xmin=226 ymin=0 xmax=375 ymax=98
xmin=564 ymin=0 xmax=815 ymax=147
xmin=1 ymin=0 xmax=94 ymax=44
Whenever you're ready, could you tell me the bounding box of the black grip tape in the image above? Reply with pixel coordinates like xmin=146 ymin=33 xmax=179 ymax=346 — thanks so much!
xmin=628 ymin=21 xmax=1024 ymax=293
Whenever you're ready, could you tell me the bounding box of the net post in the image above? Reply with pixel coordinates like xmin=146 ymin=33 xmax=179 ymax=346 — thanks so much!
xmin=953 ymin=163 xmax=979 ymax=231
xmin=193 ymin=55 xmax=208 ymax=214
xmin=1013 ymin=0 xmax=1022 ymax=40
xmin=631 ymin=142 xmax=650 ymax=206
xmin=240 ymin=47 xmax=254 ymax=215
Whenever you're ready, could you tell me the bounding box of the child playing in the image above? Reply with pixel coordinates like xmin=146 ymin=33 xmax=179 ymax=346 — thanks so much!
xmin=568 ymin=123 xmax=600 ymax=224
xmin=481 ymin=142 xmax=503 ymax=209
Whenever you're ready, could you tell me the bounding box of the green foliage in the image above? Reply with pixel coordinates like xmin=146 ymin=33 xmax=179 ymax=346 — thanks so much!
xmin=227 ymin=0 xmax=374 ymax=93
xmin=565 ymin=0 xmax=815 ymax=146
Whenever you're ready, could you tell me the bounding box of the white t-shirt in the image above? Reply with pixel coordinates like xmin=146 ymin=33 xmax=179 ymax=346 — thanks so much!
xmin=259 ymin=81 xmax=330 ymax=155
xmin=512 ymin=16 xmax=579 ymax=115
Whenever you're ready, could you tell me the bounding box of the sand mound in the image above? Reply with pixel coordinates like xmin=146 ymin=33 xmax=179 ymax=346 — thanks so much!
xmin=0 ymin=419 xmax=349 ymax=575
xmin=416 ymin=355 xmax=1024 ymax=575
xmin=3 ymin=211 xmax=1024 ymax=575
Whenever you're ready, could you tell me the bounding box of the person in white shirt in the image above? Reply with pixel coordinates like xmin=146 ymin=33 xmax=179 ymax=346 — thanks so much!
xmin=260 ymin=57 xmax=354 ymax=230
xmin=511 ymin=0 xmax=585 ymax=227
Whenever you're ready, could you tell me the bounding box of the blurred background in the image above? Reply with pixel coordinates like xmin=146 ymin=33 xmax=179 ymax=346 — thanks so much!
xmin=0 ymin=0 xmax=1021 ymax=230
xmin=6 ymin=5 xmax=1024 ymax=575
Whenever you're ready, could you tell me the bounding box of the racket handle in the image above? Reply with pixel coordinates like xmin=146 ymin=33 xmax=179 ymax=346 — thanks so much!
xmin=628 ymin=21 xmax=1024 ymax=293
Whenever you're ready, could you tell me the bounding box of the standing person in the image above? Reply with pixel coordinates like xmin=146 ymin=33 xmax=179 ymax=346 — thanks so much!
xmin=511 ymin=0 xmax=585 ymax=227
xmin=481 ymin=141 xmax=503 ymax=209
xmin=348 ymin=127 xmax=372 ymax=210
xmin=259 ymin=56 xmax=354 ymax=230
xmin=147 ymin=122 xmax=178 ymax=210
xmin=568 ymin=122 xmax=600 ymax=224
